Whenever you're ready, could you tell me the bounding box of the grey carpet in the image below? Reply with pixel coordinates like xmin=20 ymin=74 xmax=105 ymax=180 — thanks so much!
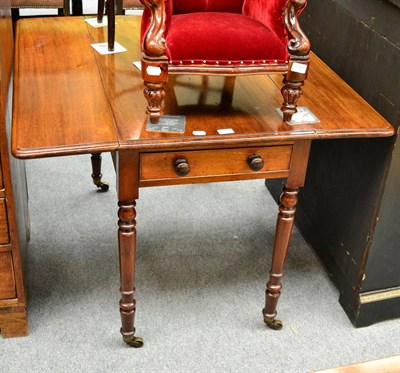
xmin=1 ymin=154 xmax=399 ymax=372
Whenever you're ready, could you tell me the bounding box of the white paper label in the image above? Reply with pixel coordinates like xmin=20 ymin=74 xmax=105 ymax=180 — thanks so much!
xmin=217 ymin=128 xmax=235 ymax=135
xmin=91 ymin=42 xmax=127 ymax=55
xmin=133 ymin=61 xmax=142 ymax=71
xmin=193 ymin=130 xmax=206 ymax=136
xmin=146 ymin=66 xmax=162 ymax=76
xmin=291 ymin=62 xmax=308 ymax=74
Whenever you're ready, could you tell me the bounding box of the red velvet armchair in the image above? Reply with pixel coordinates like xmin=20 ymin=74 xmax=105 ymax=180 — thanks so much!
xmin=140 ymin=0 xmax=310 ymax=123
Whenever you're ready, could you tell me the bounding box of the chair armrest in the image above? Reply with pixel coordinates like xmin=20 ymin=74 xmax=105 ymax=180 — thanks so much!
xmin=284 ymin=0 xmax=310 ymax=57
xmin=141 ymin=0 xmax=172 ymax=58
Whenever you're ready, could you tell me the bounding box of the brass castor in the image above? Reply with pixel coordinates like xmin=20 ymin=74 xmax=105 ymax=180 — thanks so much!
xmin=95 ymin=181 xmax=109 ymax=192
xmin=264 ymin=315 xmax=283 ymax=331
xmin=93 ymin=177 xmax=109 ymax=192
xmin=123 ymin=335 xmax=144 ymax=348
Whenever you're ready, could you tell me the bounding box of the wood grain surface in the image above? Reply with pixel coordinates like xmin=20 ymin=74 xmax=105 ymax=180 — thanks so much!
xmin=12 ymin=16 xmax=393 ymax=159
xmin=12 ymin=17 xmax=119 ymax=158
xmin=0 ymin=252 xmax=15 ymax=299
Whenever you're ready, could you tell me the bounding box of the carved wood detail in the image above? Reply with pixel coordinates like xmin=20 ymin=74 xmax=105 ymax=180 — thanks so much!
xmin=141 ymin=0 xmax=169 ymax=123
xmin=280 ymin=0 xmax=311 ymax=121
xmin=143 ymin=81 xmax=166 ymax=123
xmin=281 ymin=79 xmax=304 ymax=122
xmin=142 ymin=0 xmax=167 ymax=57
xmin=284 ymin=0 xmax=311 ymax=58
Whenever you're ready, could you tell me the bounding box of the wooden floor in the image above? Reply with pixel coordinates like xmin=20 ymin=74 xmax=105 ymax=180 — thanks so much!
xmin=314 ymin=355 xmax=400 ymax=373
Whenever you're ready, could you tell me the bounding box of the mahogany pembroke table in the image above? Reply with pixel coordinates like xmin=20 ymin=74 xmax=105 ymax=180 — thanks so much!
xmin=11 ymin=17 xmax=394 ymax=346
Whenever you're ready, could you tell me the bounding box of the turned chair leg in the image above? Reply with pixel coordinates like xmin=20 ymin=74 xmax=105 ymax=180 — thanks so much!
xmin=263 ymin=185 xmax=299 ymax=330
xmin=281 ymin=57 xmax=310 ymax=123
xmin=143 ymin=81 xmax=166 ymax=124
xmin=142 ymin=59 xmax=168 ymax=124
xmin=118 ymin=200 xmax=143 ymax=348
xmin=90 ymin=153 xmax=109 ymax=192
xmin=281 ymin=79 xmax=304 ymax=122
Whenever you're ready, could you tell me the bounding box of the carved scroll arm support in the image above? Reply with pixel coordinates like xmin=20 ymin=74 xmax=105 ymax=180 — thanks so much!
xmin=284 ymin=0 xmax=311 ymax=59
xmin=141 ymin=0 xmax=167 ymax=58
xmin=141 ymin=0 xmax=169 ymax=123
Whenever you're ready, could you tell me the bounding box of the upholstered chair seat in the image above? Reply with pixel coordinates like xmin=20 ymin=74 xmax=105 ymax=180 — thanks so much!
xmin=167 ymin=12 xmax=287 ymax=65
xmin=141 ymin=0 xmax=310 ymax=123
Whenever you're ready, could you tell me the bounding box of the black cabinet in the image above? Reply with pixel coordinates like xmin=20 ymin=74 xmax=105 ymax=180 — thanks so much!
xmin=266 ymin=0 xmax=400 ymax=327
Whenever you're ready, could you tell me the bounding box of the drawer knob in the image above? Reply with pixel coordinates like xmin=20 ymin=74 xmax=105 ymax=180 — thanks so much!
xmin=247 ymin=153 xmax=264 ymax=171
xmin=174 ymin=158 xmax=190 ymax=176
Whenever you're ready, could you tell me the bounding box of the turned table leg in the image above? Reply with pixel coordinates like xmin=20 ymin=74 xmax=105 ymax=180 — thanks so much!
xmin=90 ymin=153 xmax=109 ymax=192
xmin=263 ymin=186 xmax=299 ymax=330
xmin=117 ymin=150 xmax=143 ymax=347
xmin=118 ymin=200 xmax=143 ymax=347
xmin=263 ymin=140 xmax=311 ymax=330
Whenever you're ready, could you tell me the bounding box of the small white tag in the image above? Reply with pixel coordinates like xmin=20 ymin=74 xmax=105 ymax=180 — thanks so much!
xmin=85 ymin=17 xmax=108 ymax=28
xmin=91 ymin=42 xmax=127 ymax=55
xmin=217 ymin=128 xmax=235 ymax=135
xmin=193 ymin=130 xmax=206 ymax=136
xmin=291 ymin=62 xmax=308 ymax=74
xmin=133 ymin=61 xmax=142 ymax=71
xmin=146 ymin=66 xmax=162 ymax=76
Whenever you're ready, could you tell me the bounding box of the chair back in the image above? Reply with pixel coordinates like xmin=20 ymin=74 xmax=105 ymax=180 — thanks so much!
xmin=173 ymin=0 xmax=244 ymax=14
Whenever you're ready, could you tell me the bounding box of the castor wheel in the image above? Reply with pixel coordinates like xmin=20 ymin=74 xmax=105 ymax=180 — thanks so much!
xmin=123 ymin=335 xmax=144 ymax=348
xmin=264 ymin=316 xmax=283 ymax=331
xmin=92 ymin=177 xmax=109 ymax=192
xmin=96 ymin=181 xmax=109 ymax=192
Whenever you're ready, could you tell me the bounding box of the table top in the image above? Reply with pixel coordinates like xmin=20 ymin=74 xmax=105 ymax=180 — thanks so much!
xmin=12 ymin=16 xmax=394 ymax=159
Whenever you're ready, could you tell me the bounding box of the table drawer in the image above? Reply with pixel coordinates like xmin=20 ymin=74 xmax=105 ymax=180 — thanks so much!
xmin=0 ymin=252 xmax=16 ymax=299
xmin=140 ymin=145 xmax=292 ymax=185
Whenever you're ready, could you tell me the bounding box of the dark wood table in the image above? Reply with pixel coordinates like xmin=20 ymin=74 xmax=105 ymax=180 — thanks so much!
xmin=12 ymin=16 xmax=394 ymax=347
